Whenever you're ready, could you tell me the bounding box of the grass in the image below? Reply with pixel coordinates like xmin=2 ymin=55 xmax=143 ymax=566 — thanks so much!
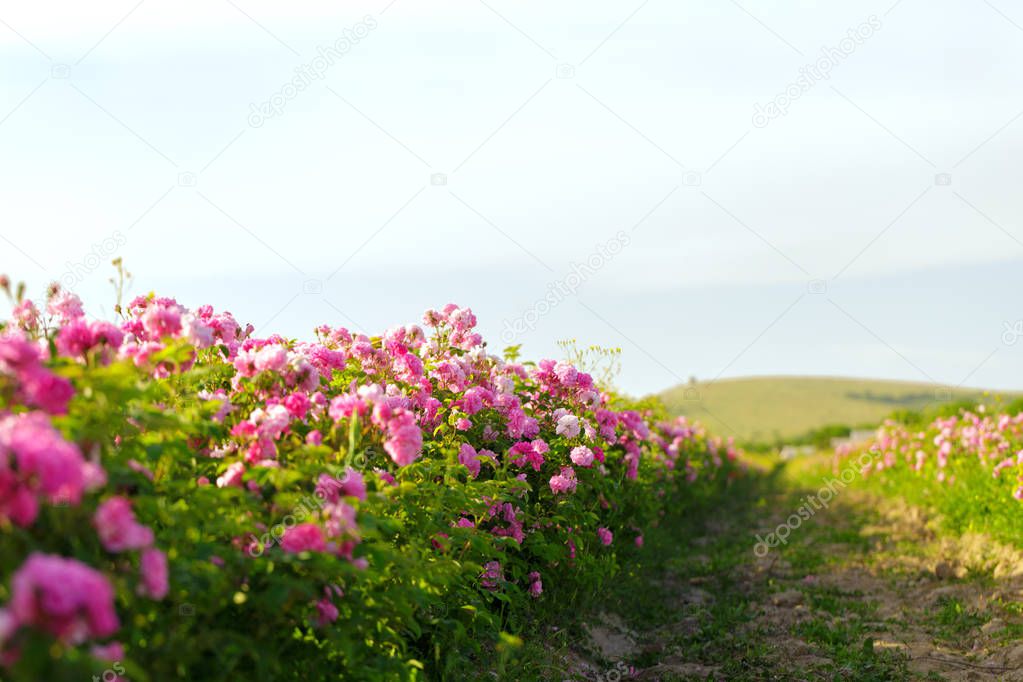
xmin=523 ymin=379 xmax=1023 ymax=681
xmin=930 ymin=597 xmax=985 ymax=647
xmin=501 ymin=462 xmax=918 ymax=680
xmin=598 ymin=475 xmax=777 ymax=676
xmin=794 ymin=616 xmax=905 ymax=681
xmin=805 ymin=586 xmax=875 ymax=619
xmin=497 ymin=473 xmax=779 ymax=679
xmin=657 ymin=375 xmax=1012 ymax=444
xmin=496 ymin=447 xmax=1023 ymax=679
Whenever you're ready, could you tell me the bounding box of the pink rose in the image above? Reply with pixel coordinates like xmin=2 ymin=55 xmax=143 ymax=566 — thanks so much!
xmin=139 ymin=548 xmax=169 ymax=600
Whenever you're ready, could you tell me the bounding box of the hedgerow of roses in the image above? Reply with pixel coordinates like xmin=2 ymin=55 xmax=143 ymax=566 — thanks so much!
xmin=837 ymin=408 xmax=1023 ymax=501
xmin=0 ymin=280 xmax=740 ymax=680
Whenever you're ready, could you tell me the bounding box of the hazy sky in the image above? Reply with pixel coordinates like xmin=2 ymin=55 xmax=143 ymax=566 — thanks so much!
xmin=1 ymin=0 xmax=1022 ymax=398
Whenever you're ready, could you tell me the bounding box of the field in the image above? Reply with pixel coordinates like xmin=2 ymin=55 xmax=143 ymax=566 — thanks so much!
xmin=0 ymin=284 xmax=741 ymax=681
xmin=659 ymin=375 xmax=1014 ymax=444
xmin=5 ymin=284 xmax=1023 ymax=680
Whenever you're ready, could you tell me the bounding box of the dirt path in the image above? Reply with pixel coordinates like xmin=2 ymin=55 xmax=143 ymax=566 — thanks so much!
xmin=560 ymin=464 xmax=1023 ymax=681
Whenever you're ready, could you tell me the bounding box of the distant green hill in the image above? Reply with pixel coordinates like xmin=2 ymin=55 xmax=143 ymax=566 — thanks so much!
xmin=658 ymin=376 xmax=1019 ymax=444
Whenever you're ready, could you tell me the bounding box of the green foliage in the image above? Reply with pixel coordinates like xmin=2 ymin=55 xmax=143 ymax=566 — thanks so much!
xmin=557 ymin=339 xmax=622 ymax=392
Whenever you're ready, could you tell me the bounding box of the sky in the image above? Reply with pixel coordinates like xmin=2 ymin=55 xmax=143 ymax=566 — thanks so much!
xmin=1 ymin=0 xmax=1022 ymax=398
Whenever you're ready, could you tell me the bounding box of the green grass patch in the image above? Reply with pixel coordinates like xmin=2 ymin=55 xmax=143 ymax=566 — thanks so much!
xmin=794 ymin=618 xmax=908 ymax=681
xmin=930 ymin=596 xmax=985 ymax=647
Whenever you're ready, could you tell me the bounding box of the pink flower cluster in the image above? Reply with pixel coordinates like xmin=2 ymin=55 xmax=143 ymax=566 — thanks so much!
xmin=486 ymin=501 xmax=525 ymax=544
xmin=94 ymin=497 xmax=154 ymax=552
xmin=92 ymin=497 xmax=168 ymax=600
xmin=0 ymin=412 xmax=101 ymax=526
xmin=549 ymin=467 xmax=578 ymax=495
xmin=2 ymin=553 xmax=119 ymax=646
xmin=0 ymin=330 xmax=74 ymax=415
xmin=0 ymin=287 xmax=192 ymax=665
xmin=839 ymin=408 xmax=1023 ymax=502
xmin=55 ymin=318 xmax=124 ymax=363
xmin=527 ymin=571 xmax=543 ymax=598
xmin=509 ymin=439 xmax=549 ymax=471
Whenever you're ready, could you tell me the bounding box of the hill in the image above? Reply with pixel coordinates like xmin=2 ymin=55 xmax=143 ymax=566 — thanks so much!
xmin=658 ymin=376 xmax=1018 ymax=444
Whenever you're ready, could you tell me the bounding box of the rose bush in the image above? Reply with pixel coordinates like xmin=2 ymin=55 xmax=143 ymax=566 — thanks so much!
xmin=0 ymin=281 xmax=741 ymax=680
xmin=836 ymin=407 xmax=1023 ymax=499
xmin=834 ymin=403 xmax=1023 ymax=550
